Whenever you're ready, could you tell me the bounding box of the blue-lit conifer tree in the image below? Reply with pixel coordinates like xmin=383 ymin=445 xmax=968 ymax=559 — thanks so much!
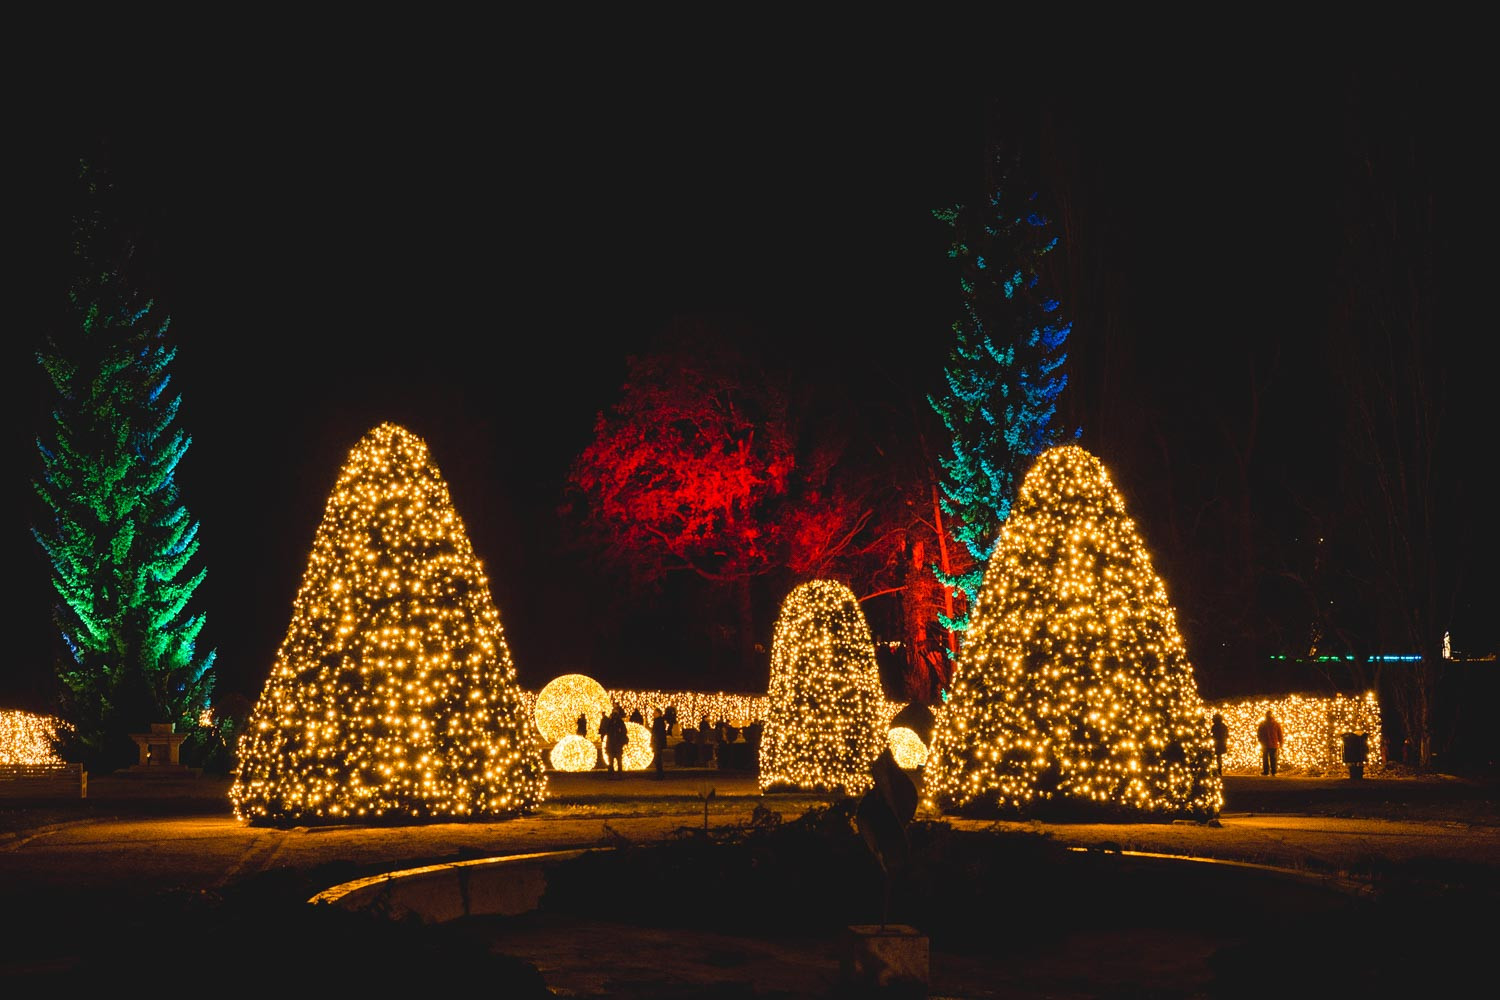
xmin=927 ymin=145 xmax=1075 ymax=646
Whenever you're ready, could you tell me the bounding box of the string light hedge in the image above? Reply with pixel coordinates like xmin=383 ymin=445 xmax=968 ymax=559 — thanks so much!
xmin=1208 ymin=692 xmax=1384 ymax=774
xmin=0 ymin=710 xmax=70 ymax=765
xmin=230 ymin=423 xmax=547 ymax=825
xmin=6 ymin=691 xmax=1386 ymax=776
xmin=758 ymin=579 xmax=886 ymax=795
xmin=922 ymin=445 xmax=1222 ymax=821
xmin=515 ymin=688 xmax=910 ymax=736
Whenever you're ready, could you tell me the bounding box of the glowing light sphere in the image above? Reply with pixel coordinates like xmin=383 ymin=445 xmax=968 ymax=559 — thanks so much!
xmin=549 ymin=735 xmax=600 ymax=772
xmin=888 ymin=726 xmax=928 ymax=769
xmin=758 ymin=579 xmax=885 ymax=795
xmin=921 ymin=444 xmax=1222 ymax=822
xmin=621 ymin=720 xmax=654 ymax=770
xmin=534 ymin=674 xmax=613 ymax=744
xmin=229 ymin=423 xmax=548 ymax=825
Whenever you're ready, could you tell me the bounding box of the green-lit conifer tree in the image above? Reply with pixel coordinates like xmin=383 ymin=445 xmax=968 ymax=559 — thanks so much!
xmin=31 ymin=159 xmax=216 ymax=771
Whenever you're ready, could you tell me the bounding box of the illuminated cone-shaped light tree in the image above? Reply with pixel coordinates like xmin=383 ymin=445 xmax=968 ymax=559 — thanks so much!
xmin=922 ymin=445 xmax=1222 ymax=821
xmin=759 ymin=579 xmax=886 ymax=795
xmin=230 ymin=423 xmax=546 ymax=825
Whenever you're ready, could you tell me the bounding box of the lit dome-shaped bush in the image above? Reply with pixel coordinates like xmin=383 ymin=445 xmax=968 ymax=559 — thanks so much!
xmin=921 ymin=444 xmax=1222 ymax=821
xmin=758 ymin=579 xmax=885 ymax=794
xmin=230 ymin=423 xmax=548 ymax=825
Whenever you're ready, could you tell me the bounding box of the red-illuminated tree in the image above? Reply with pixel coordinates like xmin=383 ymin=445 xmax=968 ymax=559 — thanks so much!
xmin=897 ymin=486 xmax=974 ymax=705
xmin=562 ymin=317 xmax=902 ymax=679
xmin=565 ymin=319 xmax=794 ymax=586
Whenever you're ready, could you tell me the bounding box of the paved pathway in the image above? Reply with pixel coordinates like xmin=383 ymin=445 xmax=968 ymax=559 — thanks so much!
xmin=3 ymin=769 xmax=1496 ymax=995
xmin=6 ymin=770 xmax=1496 ymax=894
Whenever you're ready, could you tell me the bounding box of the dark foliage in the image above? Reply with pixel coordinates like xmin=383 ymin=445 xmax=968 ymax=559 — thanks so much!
xmin=1 ymin=862 xmax=551 ymax=994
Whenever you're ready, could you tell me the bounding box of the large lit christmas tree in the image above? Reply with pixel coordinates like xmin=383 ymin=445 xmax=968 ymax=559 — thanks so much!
xmin=921 ymin=445 xmax=1222 ymax=821
xmin=927 ymin=144 xmax=1075 ymax=644
xmin=31 ymin=158 xmax=216 ymax=771
xmin=230 ymin=423 xmax=546 ymax=825
xmin=758 ymin=579 xmax=886 ymax=795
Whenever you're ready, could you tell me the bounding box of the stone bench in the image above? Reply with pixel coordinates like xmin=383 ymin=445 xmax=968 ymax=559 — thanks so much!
xmin=0 ymin=761 xmax=88 ymax=798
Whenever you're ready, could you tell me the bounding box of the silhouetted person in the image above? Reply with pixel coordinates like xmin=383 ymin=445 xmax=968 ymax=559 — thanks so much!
xmin=1257 ymin=709 xmax=1283 ymax=776
xmin=1211 ymin=712 xmax=1229 ymax=776
xmin=576 ymin=712 xmax=588 ymax=737
xmin=629 ymin=707 xmax=643 ymax=726
xmin=651 ymin=709 xmax=668 ymax=778
xmin=596 ymin=710 xmax=612 ymax=770
xmin=604 ymin=705 xmax=628 ymax=776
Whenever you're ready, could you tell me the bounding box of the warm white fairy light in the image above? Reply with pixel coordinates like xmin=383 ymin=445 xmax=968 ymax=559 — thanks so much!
xmin=533 ymin=673 xmax=613 ymax=744
xmin=922 ymin=445 xmax=1223 ymax=820
xmin=888 ymin=726 xmax=928 ymax=769
xmin=549 ymin=735 xmax=599 ymax=772
xmin=228 ymin=423 xmax=547 ymax=824
xmin=0 ymin=710 xmax=69 ymax=765
xmin=758 ymin=579 xmax=886 ymax=795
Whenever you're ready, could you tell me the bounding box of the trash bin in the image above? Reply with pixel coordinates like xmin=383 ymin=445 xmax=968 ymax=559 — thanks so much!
xmin=1341 ymin=732 xmax=1368 ymax=780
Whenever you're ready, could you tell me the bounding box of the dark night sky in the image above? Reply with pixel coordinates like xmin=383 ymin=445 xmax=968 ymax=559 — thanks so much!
xmin=6 ymin=42 xmax=1492 ymax=710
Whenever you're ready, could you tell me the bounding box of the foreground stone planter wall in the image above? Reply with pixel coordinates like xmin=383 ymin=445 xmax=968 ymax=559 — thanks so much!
xmin=309 ymin=848 xmax=599 ymax=923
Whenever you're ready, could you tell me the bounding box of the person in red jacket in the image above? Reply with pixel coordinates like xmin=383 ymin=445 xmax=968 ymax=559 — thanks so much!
xmin=1257 ymin=710 xmax=1284 ymax=776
